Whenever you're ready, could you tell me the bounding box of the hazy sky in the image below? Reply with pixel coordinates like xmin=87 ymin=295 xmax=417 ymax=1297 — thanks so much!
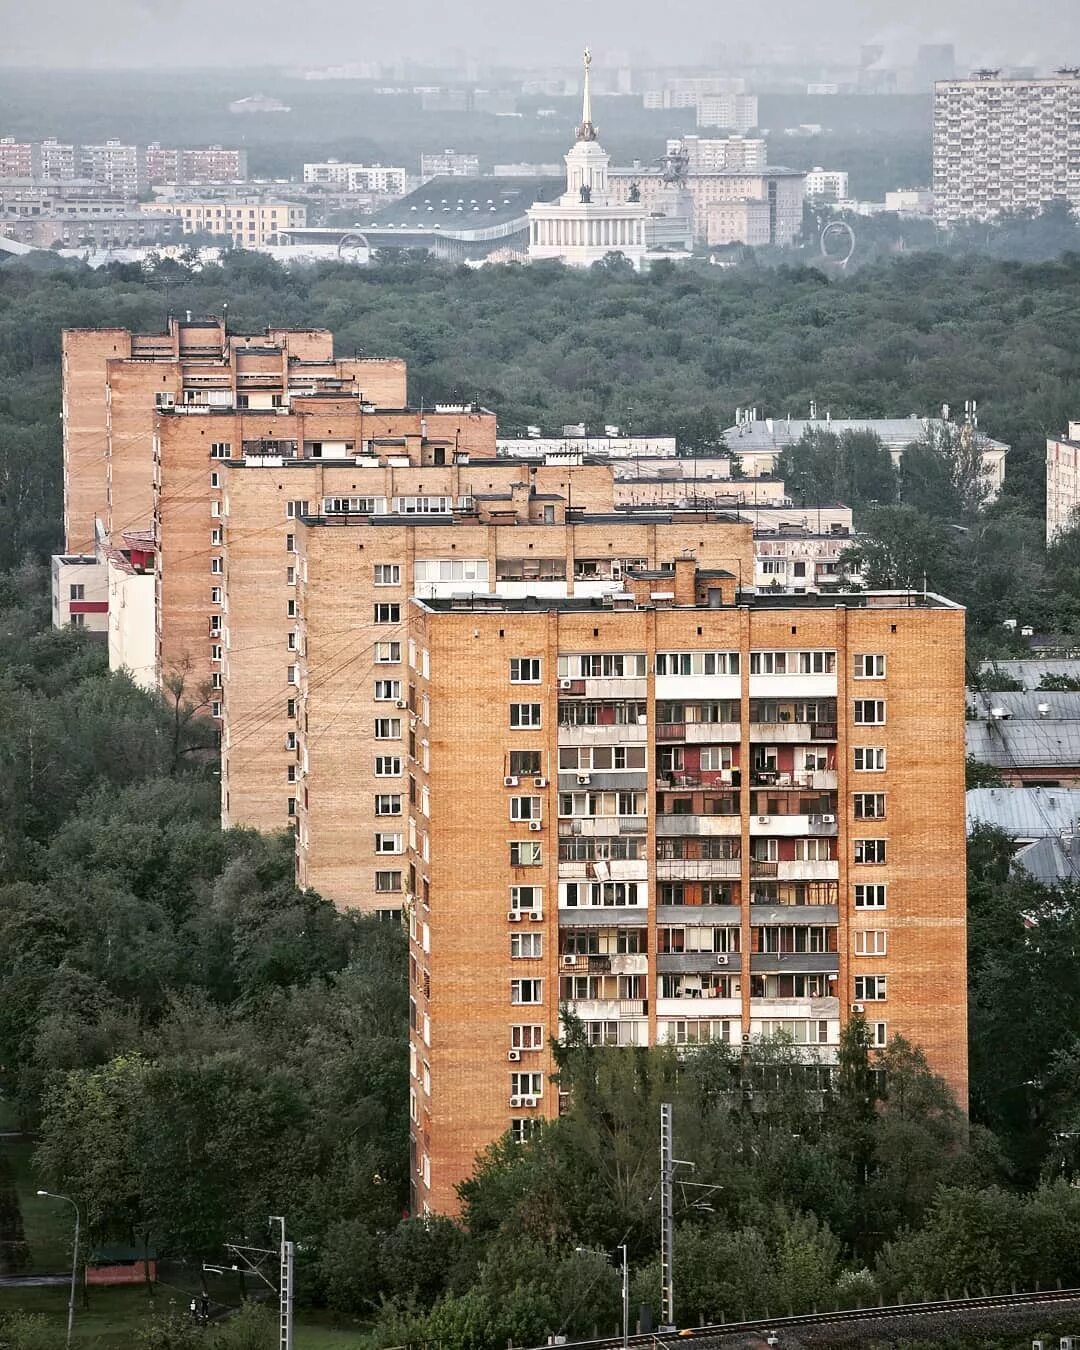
xmin=1 ymin=0 xmax=1077 ymax=68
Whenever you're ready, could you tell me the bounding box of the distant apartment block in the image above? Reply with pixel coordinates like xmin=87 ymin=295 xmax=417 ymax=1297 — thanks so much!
xmin=696 ymin=94 xmax=760 ymax=133
xmin=667 ymin=136 xmax=767 ymax=172
xmin=884 ymin=188 xmax=935 ymax=216
xmin=138 ymin=199 xmax=306 ymax=246
xmin=420 ymin=151 xmax=481 ymax=178
xmin=145 ymin=144 xmax=248 ymax=184
xmin=933 ymin=70 xmax=1080 ymax=224
xmin=303 ymin=161 xmax=407 ymax=194
xmin=804 ymin=168 xmax=849 ymax=202
xmin=79 ymin=141 xmax=146 ymax=195
xmin=1 ymin=212 xmax=184 ymax=249
xmin=0 ymin=138 xmax=33 ymax=177
xmin=39 ymin=138 xmax=77 ymax=180
xmin=1046 ymin=422 xmax=1080 ymax=543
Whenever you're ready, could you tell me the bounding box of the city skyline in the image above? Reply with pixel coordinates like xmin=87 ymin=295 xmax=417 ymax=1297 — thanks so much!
xmin=1 ymin=0 xmax=1078 ymax=70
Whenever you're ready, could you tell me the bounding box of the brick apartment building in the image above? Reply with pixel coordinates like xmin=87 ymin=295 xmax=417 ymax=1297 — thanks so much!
xmin=395 ymin=571 xmax=967 ymax=1212
xmin=55 ymin=322 xmax=969 ymax=1217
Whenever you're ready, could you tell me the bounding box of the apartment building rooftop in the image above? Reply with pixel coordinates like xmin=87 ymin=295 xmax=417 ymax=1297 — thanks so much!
xmin=417 ymin=588 xmax=961 ymax=612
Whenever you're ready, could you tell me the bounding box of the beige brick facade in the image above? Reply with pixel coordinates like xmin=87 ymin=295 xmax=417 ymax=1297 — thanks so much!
xmin=401 ymin=584 xmax=967 ymax=1213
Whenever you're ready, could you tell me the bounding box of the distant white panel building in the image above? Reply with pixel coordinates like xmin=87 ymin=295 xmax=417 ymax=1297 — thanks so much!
xmin=420 ymin=150 xmax=481 ymax=177
xmin=696 ymin=93 xmax=759 ymax=133
xmin=804 ymin=167 xmax=849 ymax=201
xmin=1046 ymin=422 xmax=1080 ymax=543
xmin=303 ymin=161 xmax=407 ymax=193
xmin=667 ymin=135 xmax=767 ymax=172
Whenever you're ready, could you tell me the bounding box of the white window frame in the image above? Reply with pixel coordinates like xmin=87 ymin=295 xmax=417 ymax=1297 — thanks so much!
xmin=854 ymin=838 xmax=887 ymax=864
xmin=510 ymin=658 xmax=542 ymax=683
xmin=510 ymin=703 xmax=542 ymax=728
xmin=510 ymin=933 xmax=543 ymax=958
xmin=854 ymin=883 xmax=887 ymax=909
xmin=854 ymin=653 xmax=887 ymax=679
xmin=854 ymin=974 xmax=887 ymax=1001
xmin=853 ymin=746 xmax=886 ymax=771
xmin=374 ymin=563 xmax=401 ymax=586
xmin=853 ymin=700 xmax=886 ymax=725
xmin=854 ymin=929 xmax=888 ymax=956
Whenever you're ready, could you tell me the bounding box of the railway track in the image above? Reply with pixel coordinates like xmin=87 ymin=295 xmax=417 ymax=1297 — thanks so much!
xmin=538 ymin=1285 xmax=1080 ymax=1348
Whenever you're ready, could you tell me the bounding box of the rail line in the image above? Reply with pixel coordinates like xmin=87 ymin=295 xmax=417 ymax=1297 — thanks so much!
xmin=538 ymin=1285 xmax=1080 ymax=1348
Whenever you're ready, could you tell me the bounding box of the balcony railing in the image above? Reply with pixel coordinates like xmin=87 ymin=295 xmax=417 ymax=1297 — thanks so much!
xmin=656 ymin=858 xmax=741 ymax=881
xmin=656 ymin=723 xmax=685 ymax=740
xmin=750 ymin=861 xmax=779 ymax=878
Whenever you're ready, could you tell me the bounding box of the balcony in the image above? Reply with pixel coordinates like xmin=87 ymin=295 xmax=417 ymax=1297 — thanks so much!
xmin=559 ymin=816 xmax=648 ymax=837
xmin=563 ymin=998 xmax=648 ymax=1018
xmin=655 ymin=858 xmax=741 ymax=881
xmin=558 ymin=906 xmax=649 ymax=927
xmin=657 ymin=815 xmax=741 ymax=838
xmin=657 ymin=903 xmax=740 ymax=926
xmin=558 ymin=859 xmax=649 ymax=881
xmin=750 ymin=860 xmax=778 ymax=878
xmin=656 ymin=951 xmax=742 ymax=974
xmin=559 ymin=722 xmax=648 ymax=745
xmin=748 ymin=721 xmax=837 ymax=743
xmin=656 ymin=996 xmax=741 ymax=1019
xmin=559 ymin=771 xmax=649 ymax=793
xmin=750 ymin=952 xmax=839 ymax=975
xmin=777 ymin=859 xmax=838 ymax=881
xmin=749 ymin=995 xmax=839 ymax=1019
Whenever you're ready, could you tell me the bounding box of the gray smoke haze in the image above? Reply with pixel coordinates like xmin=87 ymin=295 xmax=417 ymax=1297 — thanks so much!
xmin=1 ymin=0 xmax=1078 ymax=67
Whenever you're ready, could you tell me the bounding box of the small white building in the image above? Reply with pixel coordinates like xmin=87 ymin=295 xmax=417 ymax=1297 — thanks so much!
xmin=51 ymin=553 xmax=108 ymax=633
xmin=804 ymin=167 xmax=849 ymax=201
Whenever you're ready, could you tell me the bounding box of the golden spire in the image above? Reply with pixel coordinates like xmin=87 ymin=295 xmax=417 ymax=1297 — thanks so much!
xmin=576 ymin=46 xmax=598 ymax=142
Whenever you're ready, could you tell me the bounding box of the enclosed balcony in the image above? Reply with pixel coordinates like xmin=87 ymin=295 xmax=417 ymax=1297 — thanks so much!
xmin=655 ymin=857 xmax=741 ymax=881
xmin=748 ymin=699 xmax=837 ymax=743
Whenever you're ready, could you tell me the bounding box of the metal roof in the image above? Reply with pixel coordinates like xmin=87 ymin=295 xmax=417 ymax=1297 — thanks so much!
xmin=966 ymin=720 xmax=1080 ymax=768
xmin=1013 ymin=834 xmax=1080 ymax=887
xmin=977 ymin=659 xmax=1080 ymax=690
xmin=966 ymin=690 xmax=1080 ymax=720
xmin=966 ymin=786 xmax=1080 ymax=838
xmin=724 ymin=417 xmax=1009 ymax=454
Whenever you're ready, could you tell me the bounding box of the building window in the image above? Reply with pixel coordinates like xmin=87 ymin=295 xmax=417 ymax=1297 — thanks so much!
xmin=287 ymin=765 xmax=297 ymax=783
xmin=210 ymin=472 xmax=220 ymax=488
xmin=287 ymin=665 xmax=298 ymax=684
xmin=375 ymin=756 xmax=402 ymax=776
xmin=69 ymin=583 xmax=84 ymax=600
xmin=375 ymin=794 xmax=402 ymax=816
xmin=375 ymin=718 xmax=401 ymax=738
xmin=510 ymin=1071 xmax=544 ymax=1097
xmin=854 ymin=930 xmax=888 ymax=956
xmin=287 ymin=698 xmax=296 ymax=719
xmin=511 ymin=933 xmax=543 ymax=958
xmin=509 ymin=885 xmax=542 ymax=912
xmin=749 ymin=650 xmax=835 ymax=675
xmin=854 ymin=974 xmax=887 ymax=1001
xmin=854 ymin=883 xmax=887 ymax=909
xmin=210 ymin=587 xmax=222 ymax=604
xmin=510 ymin=703 xmax=542 ymax=728
xmin=853 ymin=700 xmax=886 ymax=725
xmin=655 ymin=651 xmax=739 ymax=676
xmin=211 ymin=700 xmax=222 ymax=718
xmin=510 ymin=796 xmax=541 ymax=822
xmin=511 ymin=1024 xmax=545 ymax=1050
xmin=509 ymin=750 xmax=543 ymax=777
xmin=374 ymin=680 xmax=402 ymax=701
xmin=374 ymin=641 xmax=402 ymax=664
xmin=853 ymin=793 xmax=886 ymax=819
xmin=510 ymin=841 xmax=542 ymax=866
xmin=286 ymin=533 xmax=295 ymax=552
xmin=211 ymin=557 xmax=223 ymax=574
xmin=287 ymin=631 xmax=297 ymax=651
xmin=872 ymin=1021 xmax=888 ymax=1047
xmin=853 ymin=747 xmax=886 ymax=771
xmin=375 ymin=833 xmax=403 ymax=854
xmin=511 ymin=1118 xmax=542 ymax=1144
xmin=854 ymin=654 xmax=886 ymax=679
xmin=510 ymin=658 xmax=542 ymax=683
xmin=374 ymin=564 xmax=401 ymax=586
xmin=287 ymin=796 xmax=296 ymax=816
xmin=210 ymin=442 xmax=231 ymax=459
xmin=854 ymin=838 xmax=887 ymax=864
xmin=211 ymin=528 xmax=222 ymax=546
xmin=69 ymin=613 xmax=85 ymax=629
xmin=286 ymin=566 xmax=296 ymax=585
xmin=287 ymin=599 xmax=296 ymax=618
xmin=375 ymin=871 xmax=402 ymax=893
xmin=286 ymin=500 xmax=310 ymax=519
xmin=511 ymin=979 xmax=543 ymax=1004
xmin=374 ymin=603 xmax=401 ymax=624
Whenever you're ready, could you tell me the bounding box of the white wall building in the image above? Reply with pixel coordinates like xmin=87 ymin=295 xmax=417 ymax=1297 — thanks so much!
xmin=420 ymin=151 xmax=480 ymax=178
xmin=666 ymin=136 xmax=767 ymax=172
xmin=1046 ymin=422 xmax=1080 ymax=543
xmin=303 ymin=161 xmax=407 ymax=193
xmin=696 ymin=93 xmax=759 ymax=133
xmin=51 ymin=553 xmax=108 ymax=633
xmin=804 ymin=167 xmax=849 ymax=201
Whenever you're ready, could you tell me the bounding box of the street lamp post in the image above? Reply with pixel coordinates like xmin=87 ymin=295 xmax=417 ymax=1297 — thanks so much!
xmin=619 ymin=1242 xmax=628 ymax=1349
xmin=36 ymin=1190 xmax=80 ymax=1349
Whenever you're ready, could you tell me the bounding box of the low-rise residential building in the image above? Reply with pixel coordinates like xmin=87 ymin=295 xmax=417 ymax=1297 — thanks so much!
xmin=1046 ymin=423 xmax=1080 ymax=543
xmin=0 ymin=138 xmax=33 ymax=177
xmin=106 ymin=531 xmax=156 ymax=689
xmin=2 ymin=213 xmax=184 ymax=249
xmin=966 ymin=690 xmax=1080 ymax=786
xmin=805 ymin=168 xmax=850 ymax=202
xmin=139 ymin=199 xmax=306 ymax=246
xmin=726 ymin=413 xmax=1008 ymax=499
xmin=303 ymin=161 xmax=408 ymax=194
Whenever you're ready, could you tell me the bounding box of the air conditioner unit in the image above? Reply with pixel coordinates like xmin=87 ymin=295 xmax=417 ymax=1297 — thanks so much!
xmin=507 ymin=1049 xmax=521 ymax=1062
xmin=716 ymin=954 xmax=729 ymax=966
xmin=522 ymin=1096 xmax=538 ymax=1108
xmin=504 ymin=776 xmax=520 ymax=787
xmin=577 ymin=774 xmax=592 ymax=785
xmin=559 ymin=679 xmax=574 ymax=690
xmin=757 ymin=815 xmax=770 ymax=824
xmin=507 ymin=911 xmax=522 ymax=922
xmin=529 ymin=910 xmax=543 ymax=921
xmin=528 ymin=820 xmax=542 ymax=831
xmin=509 ymin=1095 xmax=523 ymax=1107
xmin=821 ymin=813 xmax=837 ymax=824
xmin=561 ymin=954 xmax=576 ymax=967
xmin=534 ymin=777 xmax=548 ymax=788
xmin=395 ymin=699 xmax=408 ymax=709
xmin=741 ymin=1033 xmax=751 ymax=1044
xmin=851 ymin=1002 xmax=865 ymax=1014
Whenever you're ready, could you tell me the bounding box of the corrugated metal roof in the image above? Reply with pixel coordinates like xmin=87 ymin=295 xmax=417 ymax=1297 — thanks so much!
xmin=1013 ymin=834 xmax=1080 ymax=886
xmin=977 ymin=659 xmax=1080 ymax=690
xmin=966 ymin=720 xmax=1080 ymax=767
xmin=966 ymin=786 xmax=1080 ymax=838
xmin=966 ymin=690 xmax=1080 ymax=720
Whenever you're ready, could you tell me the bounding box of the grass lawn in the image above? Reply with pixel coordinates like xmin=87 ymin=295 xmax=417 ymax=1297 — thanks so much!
xmin=5 ymin=1134 xmax=74 ymax=1273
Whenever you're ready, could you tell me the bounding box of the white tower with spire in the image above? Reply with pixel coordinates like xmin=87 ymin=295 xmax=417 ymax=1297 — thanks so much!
xmin=527 ymin=47 xmax=659 ymax=270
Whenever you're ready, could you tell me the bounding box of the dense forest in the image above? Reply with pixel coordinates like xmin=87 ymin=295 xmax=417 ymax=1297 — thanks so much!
xmin=3 ymin=247 xmax=1080 ymax=1344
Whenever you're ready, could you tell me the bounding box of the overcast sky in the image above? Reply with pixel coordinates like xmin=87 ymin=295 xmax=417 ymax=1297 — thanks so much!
xmin=1 ymin=0 xmax=1076 ymax=69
